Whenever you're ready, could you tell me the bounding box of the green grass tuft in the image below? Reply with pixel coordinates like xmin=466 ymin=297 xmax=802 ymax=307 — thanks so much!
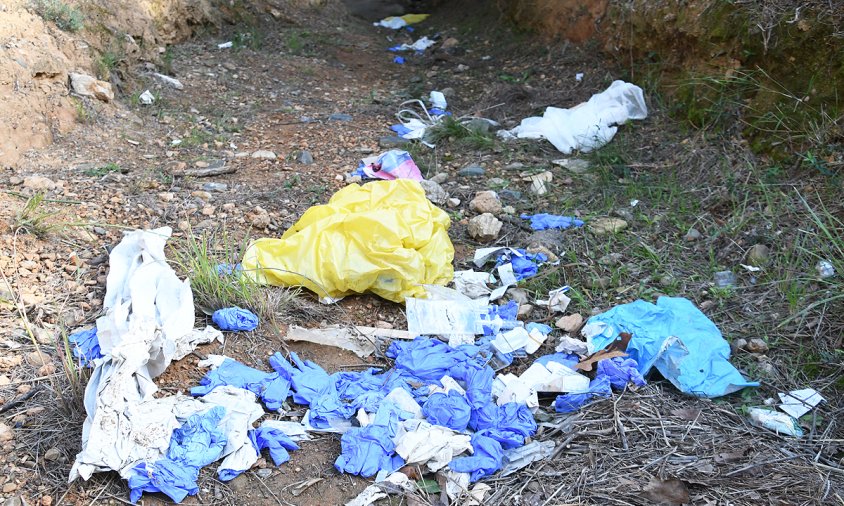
xmin=33 ymin=0 xmax=84 ymax=32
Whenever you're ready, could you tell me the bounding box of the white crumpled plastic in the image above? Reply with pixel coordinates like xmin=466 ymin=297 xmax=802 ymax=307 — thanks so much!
xmin=500 ymin=80 xmax=648 ymax=154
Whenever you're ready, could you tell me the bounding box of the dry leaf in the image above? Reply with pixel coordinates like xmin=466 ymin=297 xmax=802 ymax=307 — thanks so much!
xmin=575 ymin=350 xmax=626 ymax=372
xmin=640 ymin=477 xmax=690 ymax=505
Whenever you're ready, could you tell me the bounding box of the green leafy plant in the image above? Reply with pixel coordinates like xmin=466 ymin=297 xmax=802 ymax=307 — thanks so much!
xmin=33 ymin=0 xmax=84 ymax=32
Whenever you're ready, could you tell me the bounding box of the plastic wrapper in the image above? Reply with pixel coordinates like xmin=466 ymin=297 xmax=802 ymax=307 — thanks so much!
xmin=242 ymin=180 xmax=454 ymax=303
xmin=212 ymin=307 xmax=258 ymax=332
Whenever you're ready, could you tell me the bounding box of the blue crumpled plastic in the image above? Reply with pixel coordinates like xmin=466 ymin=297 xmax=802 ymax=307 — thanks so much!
xmin=68 ymin=327 xmax=102 ymax=367
xmin=526 ymin=322 xmax=553 ymax=336
xmin=212 ymin=307 xmax=259 ymax=332
xmin=393 ymin=56 xmax=405 ymax=64
xmin=335 ymin=404 xmax=405 ymax=477
xmin=597 ymin=356 xmax=647 ymax=390
xmin=520 ymin=213 xmax=585 ymax=230
xmin=449 ymin=433 xmax=504 ymax=482
xmin=191 ymin=358 xmax=290 ymax=411
xmin=128 ymin=407 xmax=228 ymax=503
xmin=387 ymin=338 xmax=484 ymax=382
xmin=423 ymin=391 xmax=472 ymax=431
xmin=554 ymin=375 xmax=612 ymax=413
xmin=586 ymin=297 xmax=759 ymax=398
xmin=215 ymin=263 xmax=243 ymax=276
xmin=249 ymin=425 xmax=300 ymax=466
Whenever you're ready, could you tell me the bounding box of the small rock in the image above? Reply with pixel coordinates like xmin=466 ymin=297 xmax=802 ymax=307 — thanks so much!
xmin=506 ymin=288 xmax=529 ymax=305
xmin=69 ymin=73 xmax=114 ymax=102
xmin=745 ymin=338 xmax=769 ymax=354
xmin=732 ymin=338 xmax=748 ymax=351
xmin=499 ymin=189 xmax=522 ymax=202
xmin=517 ymin=303 xmax=534 ymax=319
xmin=26 ymin=350 xmax=49 ymax=366
xmin=684 ymin=228 xmax=702 ymax=241
xmin=0 ymin=376 xmax=9 ymax=386
xmin=195 ymin=160 xmax=210 ymax=168
xmin=9 ymin=176 xmax=22 ymax=185
xmin=378 ymin=136 xmax=410 ymax=148
xmin=441 ymin=37 xmax=459 ymax=50
xmin=556 ymin=314 xmax=584 ymax=333
xmin=202 ymin=182 xmax=228 ymax=192
xmin=456 ymin=63 xmax=469 ymax=72
xmin=0 ymin=423 xmax=12 ymax=442
xmin=38 ymin=362 xmax=56 ymax=376
xmin=297 ymin=150 xmax=314 ymax=164
xmin=469 ymin=191 xmax=502 ymax=214
xmin=468 ymin=213 xmax=502 ymax=242
xmin=503 ymin=162 xmax=524 ymax=171
xmin=4 ymin=496 xmax=22 ymax=506
xmin=746 ymin=244 xmax=770 ymax=266
xmin=2 ymin=483 xmax=17 ymax=493
xmin=41 ymin=497 xmax=53 ymax=506
xmin=374 ymin=321 xmax=393 ymax=329
xmin=249 ymin=209 xmax=271 ymax=229
xmin=177 ymin=220 xmax=190 ymax=231
xmin=590 ymin=217 xmax=628 ymax=235
xmin=446 ymin=198 xmax=460 ymax=208
xmin=43 ymin=448 xmax=61 ymax=462
xmin=430 ymin=172 xmax=448 ymax=184
xmin=201 ymin=206 xmax=215 ymax=216
xmin=192 ymin=191 xmax=212 ymax=201
xmin=759 ymin=362 xmax=776 ymax=375
xmin=158 ymin=192 xmax=174 ymax=202
xmin=501 ymin=205 xmax=515 ymax=214
xmin=419 ymin=180 xmax=448 ymax=205
xmin=345 ymin=174 xmax=362 ymax=184
xmin=255 ymin=468 xmax=272 ymax=479
xmin=23 ymin=175 xmax=56 ymax=191
xmin=251 ymin=150 xmax=277 ymax=160
xmin=328 ymin=113 xmax=353 ymax=121
xmin=598 ymin=253 xmax=622 ymax=266
xmin=458 ymin=164 xmax=485 ymax=177
xmin=222 ymin=203 xmax=236 ymax=211
xmin=659 ymin=274 xmax=675 ymax=287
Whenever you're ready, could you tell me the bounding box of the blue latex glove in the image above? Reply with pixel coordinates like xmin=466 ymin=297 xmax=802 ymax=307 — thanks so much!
xmin=393 ymin=56 xmax=405 ymax=64
xmin=212 ymin=307 xmax=258 ymax=332
xmin=387 ymin=338 xmax=480 ymax=382
xmin=597 ymin=356 xmax=647 ymax=390
xmin=423 ymin=391 xmax=472 ymax=431
xmin=249 ymin=425 xmax=299 ymax=466
xmin=167 ymin=407 xmax=228 ymax=468
xmin=308 ymin=383 xmax=357 ymax=430
xmin=520 ymin=213 xmax=584 ymax=231
xmin=334 ymin=405 xmax=404 ymax=477
xmin=68 ymin=327 xmax=101 ymax=366
xmin=554 ymin=375 xmax=612 ymax=413
xmin=191 ymin=358 xmax=290 ymax=411
xmin=128 ymin=460 xmax=200 ymax=504
xmin=269 ymin=352 xmax=331 ymax=405
xmin=449 ymin=433 xmax=504 ymax=482
xmin=478 ymin=403 xmax=537 ymax=449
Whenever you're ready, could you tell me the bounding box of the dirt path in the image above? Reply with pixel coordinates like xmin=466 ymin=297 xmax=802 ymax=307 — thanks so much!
xmin=1 ymin=3 xmax=842 ymax=506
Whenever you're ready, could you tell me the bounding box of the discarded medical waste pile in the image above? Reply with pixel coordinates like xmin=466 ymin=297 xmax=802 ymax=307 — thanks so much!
xmin=64 ymin=177 xmax=774 ymax=504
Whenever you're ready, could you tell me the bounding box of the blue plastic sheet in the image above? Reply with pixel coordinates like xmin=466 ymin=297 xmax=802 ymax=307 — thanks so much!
xmin=554 ymin=375 xmax=612 ymax=413
xmin=191 ymin=358 xmax=290 ymax=411
xmin=68 ymin=327 xmax=102 ymax=366
xmin=520 ymin=213 xmax=584 ymax=230
xmin=249 ymin=425 xmax=300 ymax=466
xmin=449 ymin=433 xmax=504 ymax=482
xmin=423 ymin=391 xmax=472 ymax=431
xmin=212 ymin=307 xmax=258 ymax=332
xmin=128 ymin=407 xmax=228 ymax=503
xmin=334 ymin=404 xmax=405 ymax=477
xmin=597 ymin=356 xmax=646 ymax=390
xmin=586 ymin=297 xmax=758 ymax=398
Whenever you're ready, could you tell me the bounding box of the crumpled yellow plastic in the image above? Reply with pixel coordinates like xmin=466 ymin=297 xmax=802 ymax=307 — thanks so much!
xmin=398 ymin=13 xmax=430 ymax=25
xmin=241 ymin=179 xmax=454 ymax=303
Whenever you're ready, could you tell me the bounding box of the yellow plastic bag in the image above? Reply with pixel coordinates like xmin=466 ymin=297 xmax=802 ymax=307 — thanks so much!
xmin=242 ymin=179 xmax=454 ymax=303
